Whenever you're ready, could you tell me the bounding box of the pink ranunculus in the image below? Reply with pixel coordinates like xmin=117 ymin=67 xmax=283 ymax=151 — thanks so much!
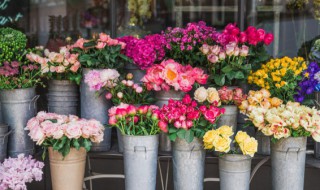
xmin=65 ymin=122 xmax=82 ymax=139
xmin=192 ymin=67 xmax=208 ymax=84
xmin=264 ymin=33 xmax=274 ymax=45
xmin=158 ymin=121 xmax=168 ymax=132
xmin=187 ymin=110 xmax=200 ymax=120
xmin=126 ymin=105 xmax=137 ymax=116
xmin=99 ymin=33 xmax=111 ymax=43
xmin=119 ymin=42 xmax=126 ymax=49
xmin=108 ymin=103 xmax=130 ymax=117
xmin=256 ymin=29 xmax=266 ymax=41
xmin=239 ymin=32 xmax=247 ymax=43
xmin=96 ymin=42 xmax=106 ymax=49
xmin=182 ymin=94 xmax=192 ymax=104
xmin=109 ymin=116 xmax=117 ymax=125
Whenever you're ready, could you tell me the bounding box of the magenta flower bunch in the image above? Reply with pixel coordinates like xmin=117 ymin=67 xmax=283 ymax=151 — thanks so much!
xmin=118 ymin=34 xmax=166 ymax=69
xmin=0 ymin=154 xmax=44 ymax=190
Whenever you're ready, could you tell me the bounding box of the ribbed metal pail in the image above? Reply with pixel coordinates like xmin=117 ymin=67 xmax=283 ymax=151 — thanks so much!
xmin=0 ymin=124 xmax=11 ymax=162
xmin=0 ymin=87 xmax=38 ymax=157
xmin=314 ymin=91 xmax=320 ymax=159
xmin=124 ymin=62 xmax=146 ymax=83
xmin=80 ymin=68 xmax=112 ymax=151
xmin=256 ymin=131 xmax=271 ymax=155
xmin=123 ymin=135 xmax=159 ymax=190
xmin=217 ymin=105 xmax=238 ymax=145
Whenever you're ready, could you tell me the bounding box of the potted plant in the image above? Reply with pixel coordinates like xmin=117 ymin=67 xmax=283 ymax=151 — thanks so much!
xmin=203 ymin=126 xmax=257 ymax=190
xmin=0 ymin=27 xmax=43 ymax=157
xmin=71 ymin=33 xmax=131 ymax=151
xmin=28 ymin=46 xmax=81 ymax=115
xmin=142 ymin=59 xmax=208 ymax=151
xmin=157 ymin=94 xmax=224 ymax=190
xmin=246 ymin=101 xmax=320 ymax=190
xmin=0 ymin=154 xmax=44 ymax=190
xmin=25 ymin=111 xmax=104 ymax=190
xmin=108 ymin=104 xmax=160 ymax=190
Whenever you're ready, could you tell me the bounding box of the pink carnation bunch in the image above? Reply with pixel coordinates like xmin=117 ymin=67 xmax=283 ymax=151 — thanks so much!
xmin=84 ymin=69 xmax=120 ymax=91
xmin=0 ymin=154 xmax=44 ymax=190
xmin=157 ymin=94 xmax=225 ymax=134
xmin=141 ymin=59 xmax=208 ymax=92
xmin=218 ymin=86 xmax=247 ymax=106
xmin=25 ymin=111 xmax=104 ymax=147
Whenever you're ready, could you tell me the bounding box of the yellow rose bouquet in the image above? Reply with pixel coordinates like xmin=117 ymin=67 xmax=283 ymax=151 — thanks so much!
xmin=248 ymin=56 xmax=307 ymax=102
xmin=247 ymin=101 xmax=320 ymax=142
xmin=203 ymin=125 xmax=258 ymax=157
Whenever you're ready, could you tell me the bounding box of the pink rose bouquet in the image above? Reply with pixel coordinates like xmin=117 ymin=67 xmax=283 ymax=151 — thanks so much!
xmin=27 ymin=46 xmax=82 ymax=84
xmin=217 ymin=86 xmax=247 ymax=106
xmin=25 ymin=112 xmax=104 ymax=158
xmin=141 ymin=59 xmax=208 ymax=92
xmin=108 ymin=104 xmax=160 ymax=135
xmin=157 ymin=94 xmax=225 ymax=143
xmin=0 ymin=154 xmax=44 ymax=190
xmin=71 ymin=33 xmax=132 ymax=69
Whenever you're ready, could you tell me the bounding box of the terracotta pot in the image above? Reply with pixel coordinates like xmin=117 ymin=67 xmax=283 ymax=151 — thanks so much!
xmin=49 ymin=147 xmax=86 ymax=190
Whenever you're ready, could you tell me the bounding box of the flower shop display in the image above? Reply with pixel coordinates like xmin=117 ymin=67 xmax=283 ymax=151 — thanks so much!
xmin=142 ymin=59 xmax=208 ymax=151
xmin=27 ymin=46 xmax=81 ymax=115
xmin=0 ymin=124 xmax=10 ymax=162
xmin=200 ymin=24 xmax=273 ymax=86
xmin=246 ymin=101 xmax=320 ymax=190
xmin=203 ymin=126 xmax=257 ymax=190
xmin=158 ymin=94 xmax=224 ymax=190
xmin=0 ymin=28 xmax=42 ymax=158
xmin=72 ymin=33 xmax=130 ymax=151
xmin=248 ymin=56 xmax=307 ymax=102
xmin=26 ymin=111 xmax=104 ymax=190
xmin=127 ymin=0 xmax=152 ymax=26
xmin=0 ymin=154 xmax=44 ymax=190
xmin=108 ymin=104 xmax=160 ymax=190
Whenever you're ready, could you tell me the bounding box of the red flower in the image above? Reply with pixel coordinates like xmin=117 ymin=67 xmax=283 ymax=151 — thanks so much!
xmin=158 ymin=121 xmax=168 ymax=133
xmin=182 ymin=94 xmax=192 ymax=105
xmin=187 ymin=110 xmax=200 ymax=120
xmin=264 ymin=33 xmax=274 ymax=45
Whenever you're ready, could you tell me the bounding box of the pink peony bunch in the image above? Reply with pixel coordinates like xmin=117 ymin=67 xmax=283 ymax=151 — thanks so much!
xmin=118 ymin=34 xmax=166 ymax=69
xmin=141 ymin=59 xmax=208 ymax=92
xmin=0 ymin=154 xmax=44 ymax=190
xmin=84 ymin=69 xmax=120 ymax=91
xmin=218 ymin=86 xmax=247 ymax=106
xmin=25 ymin=111 xmax=104 ymax=145
xmin=157 ymin=94 xmax=225 ymax=133
xmin=73 ymin=33 xmax=126 ymax=50
xmin=27 ymin=46 xmax=81 ymax=75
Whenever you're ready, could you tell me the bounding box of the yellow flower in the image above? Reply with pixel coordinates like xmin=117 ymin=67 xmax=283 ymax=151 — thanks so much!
xmin=304 ymin=72 xmax=309 ymax=78
xmin=280 ymin=81 xmax=287 ymax=86
xmin=203 ymin=130 xmax=219 ymax=145
xmin=270 ymin=97 xmax=283 ymax=107
xmin=239 ymin=137 xmax=258 ymax=157
xmin=207 ymin=88 xmax=221 ymax=105
xmin=275 ymin=83 xmax=281 ymax=88
xmin=217 ymin=125 xmax=234 ymax=137
xmin=235 ymin=131 xmax=250 ymax=144
xmin=213 ymin=136 xmax=231 ymax=153
xmin=204 ymin=142 xmax=214 ymax=149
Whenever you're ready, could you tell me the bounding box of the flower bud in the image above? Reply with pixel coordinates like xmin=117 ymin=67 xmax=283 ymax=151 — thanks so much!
xmin=126 ymin=73 xmax=134 ymax=80
xmin=117 ymin=92 xmax=123 ymax=99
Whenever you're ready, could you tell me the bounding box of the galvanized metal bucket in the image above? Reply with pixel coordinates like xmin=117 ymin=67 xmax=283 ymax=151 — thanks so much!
xmin=271 ymin=137 xmax=307 ymax=190
xmin=314 ymin=91 xmax=320 ymax=159
xmin=47 ymin=80 xmax=79 ymax=116
xmin=217 ymin=105 xmax=238 ymax=147
xmin=117 ymin=128 xmax=124 ymax=153
xmin=219 ymin=154 xmax=252 ymax=190
xmin=155 ymin=90 xmax=184 ymax=152
xmin=172 ymin=137 xmax=205 ymax=190
xmin=80 ymin=68 xmax=113 ymax=152
xmin=0 ymin=88 xmax=38 ymax=157
xmin=0 ymin=124 xmax=11 ymax=162
xmin=123 ymin=135 xmax=159 ymax=190
xmin=0 ymin=103 xmax=3 ymax=123
xmin=124 ymin=62 xmax=146 ymax=83
xmin=256 ymin=131 xmax=271 ymax=155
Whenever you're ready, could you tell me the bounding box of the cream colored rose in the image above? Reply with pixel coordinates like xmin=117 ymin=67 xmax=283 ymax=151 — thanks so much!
xmin=260 ymin=89 xmax=271 ymax=98
xmin=239 ymin=137 xmax=258 ymax=157
xmin=217 ymin=125 xmax=234 ymax=138
xmin=194 ymin=87 xmax=208 ymax=103
xmin=213 ymin=136 xmax=231 ymax=153
xmin=235 ymin=131 xmax=249 ymax=144
xmin=206 ymin=87 xmax=221 ymax=105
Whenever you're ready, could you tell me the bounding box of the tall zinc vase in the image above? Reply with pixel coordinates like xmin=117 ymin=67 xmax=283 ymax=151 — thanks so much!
xmin=217 ymin=105 xmax=238 ymax=142
xmin=0 ymin=87 xmax=38 ymax=157
xmin=314 ymin=91 xmax=320 ymax=159
xmin=0 ymin=124 xmax=11 ymax=162
xmin=124 ymin=62 xmax=146 ymax=84
xmin=80 ymin=68 xmax=112 ymax=151
xmin=47 ymin=80 xmax=79 ymax=115
xmin=172 ymin=137 xmax=205 ymax=190
xmin=256 ymin=131 xmax=271 ymax=155
xmin=49 ymin=147 xmax=86 ymax=190
xmin=155 ymin=90 xmax=184 ymax=152
xmin=219 ymin=154 xmax=252 ymax=190
xmin=271 ymin=137 xmax=307 ymax=190
xmin=123 ymin=135 xmax=159 ymax=190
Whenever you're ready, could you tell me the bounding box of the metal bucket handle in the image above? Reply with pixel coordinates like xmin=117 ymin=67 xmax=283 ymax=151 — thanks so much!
xmin=134 ymin=146 xmax=147 ymax=159
xmin=285 ymin=147 xmax=300 ymax=161
xmin=0 ymin=130 xmax=13 ymax=144
xmin=314 ymin=99 xmax=320 ymax=108
xmin=188 ymin=145 xmax=202 ymax=159
xmin=29 ymin=95 xmax=40 ymax=111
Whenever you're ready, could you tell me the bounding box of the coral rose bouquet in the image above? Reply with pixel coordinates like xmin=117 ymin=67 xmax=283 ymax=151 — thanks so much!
xmin=201 ymin=24 xmax=273 ymax=86
xmin=27 ymin=46 xmax=82 ymax=84
xmin=249 ymin=56 xmax=307 ymax=102
xmin=0 ymin=154 xmax=44 ymax=190
xmin=141 ymin=59 xmax=208 ymax=92
xmin=157 ymin=94 xmax=225 ymax=143
xmin=85 ymin=69 xmax=154 ymax=105
xmin=203 ymin=126 xmax=258 ymax=157
xmin=71 ymin=33 xmax=131 ymax=69
xmin=25 ymin=112 xmax=104 ymax=158
xmin=108 ymin=104 xmax=160 ymax=135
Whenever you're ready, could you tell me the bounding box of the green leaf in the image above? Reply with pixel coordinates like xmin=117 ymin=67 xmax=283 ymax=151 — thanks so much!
xmin=234 ymin=71 xmax=245 ymax=79
xmin=177 ymin=129 xmax=186 ymax=139
xmin=83 ymin=138 xmax=92 ymax=152
xmin=79 ymin=54 xmax=91 ymax=62
xmin=213 ymin=75 xmax=225 ymax=86
xmin=169 ymin=128 xmax=178 ymax=133
xmin=198 ymin=119 xmax=207 ymax=127
xmin=221 ymin=65 xmax=233 ymax=73
xmin=185 ymin=130 xmax=194 ymax=143
xmin=169 ymin=133 xmax=177 ymax=141
xmin=73 ymin=139 xmax=80 ymax=150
